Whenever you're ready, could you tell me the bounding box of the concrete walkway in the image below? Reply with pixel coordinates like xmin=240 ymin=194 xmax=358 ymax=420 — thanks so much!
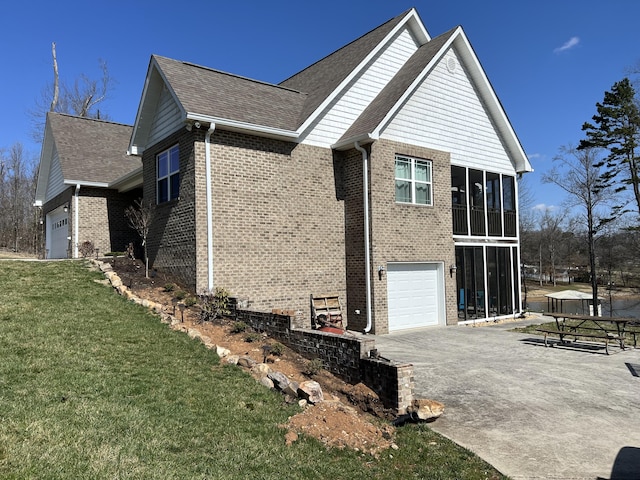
xmin=372 ymin=314 xmax=640 ymax=480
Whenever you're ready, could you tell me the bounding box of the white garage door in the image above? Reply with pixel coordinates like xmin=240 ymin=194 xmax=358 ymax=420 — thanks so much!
xmin=48 ymin=211 xmax=69 ymax=259
xmin=387 ymin=263 xmax=443 ymax=331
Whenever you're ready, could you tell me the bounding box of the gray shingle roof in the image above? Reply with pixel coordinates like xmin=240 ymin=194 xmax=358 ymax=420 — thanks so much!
xmin=48 ymin=112 xmax=140 ymax=184
xmin=279 ymin=9 xmax=411 ymax=124
xmin=338 ymin=27 xmax=458 ymax=143
xmin=153 ymin=56 xmax=307 ymax=131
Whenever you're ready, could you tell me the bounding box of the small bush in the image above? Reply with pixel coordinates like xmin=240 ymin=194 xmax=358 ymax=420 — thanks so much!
xmin=163 ymin=283 xmax=175 ymax=292
xmin=231 ymin=321 xmax=248 ymax=334
xmin=304 ymin=358 xmax=324 ymax=376
xmin=199 ymin=287 xmax=231 ymax=322
xmin=184 ymin=296 xmax=197 ymax=307
xmin=269 ymin=342 xmax=284 ymax=356
xmin=174 ymin=290 xmax=187 ymax=300
xmin=79 ymin=241 xmax=95 ymax=258
xmin=244 ymin=332 xmax=262 ymax=343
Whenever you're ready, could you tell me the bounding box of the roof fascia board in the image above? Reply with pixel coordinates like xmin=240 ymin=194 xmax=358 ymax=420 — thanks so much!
xmin=63 ymin=179 xmax=110 ymax=188
xmin=331 ymin=133 xmax=378 ymax=151
xmin=128 ymin=57 xmax=187 ymax=155
xmin=109 ymin=166 xmax=143 ymax=192
xmin=34 ymin=120 xmax=54 ymax=203
xmin=186 ymin=113 xmax=298 ymax=140
xmin=296 ymin=8 xmax=427 ymax=135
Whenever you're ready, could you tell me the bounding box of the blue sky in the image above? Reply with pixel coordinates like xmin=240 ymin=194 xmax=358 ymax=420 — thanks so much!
xmin=2 ymin=0 xmax=639 ymax=214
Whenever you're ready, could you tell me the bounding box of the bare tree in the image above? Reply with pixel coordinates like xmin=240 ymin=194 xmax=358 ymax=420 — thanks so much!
xmin=29 ymin=45 xmax=114 ymax=142
xmin=543 ymin=146 xmax=614 ymax=314
xmin=124 ymin=199 xmax=154 ymax=278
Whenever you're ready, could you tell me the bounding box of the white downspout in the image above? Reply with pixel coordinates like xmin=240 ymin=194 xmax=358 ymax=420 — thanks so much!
xmin=205 ymin=124 xmax=216 ymax=292
xmin=74 ymin=184 xmax=80 ymax=258
xmin=355 ymin=142 xmax=373 ymax=333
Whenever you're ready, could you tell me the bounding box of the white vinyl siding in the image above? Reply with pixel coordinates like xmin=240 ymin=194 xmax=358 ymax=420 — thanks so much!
xmin=148 ymin=85 xmax=183 ymax=147
xmin=45 ymin=151 xmax=65 ymax=201
xmin=382 ymin=49 xmax=515 ymax=175
xmin=301 ymin=27 xmax=420 ymax=147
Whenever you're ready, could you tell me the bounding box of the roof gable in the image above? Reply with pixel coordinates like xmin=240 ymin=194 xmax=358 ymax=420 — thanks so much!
xmin=35 ymin=113 xmax=141 ymax=205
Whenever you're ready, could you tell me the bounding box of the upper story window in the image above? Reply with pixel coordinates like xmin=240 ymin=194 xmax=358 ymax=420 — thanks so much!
xmin=157 ymin=145 xmax=179 ymax=203
xmin=395 ymin=155 xmax=433 ymax=206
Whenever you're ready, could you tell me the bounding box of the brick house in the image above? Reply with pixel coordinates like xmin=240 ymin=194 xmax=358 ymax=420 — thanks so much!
xmin=34 ymin=112 xmax=142 ymax=258
xmin=128 ymin=8 xmax=532 ymax=333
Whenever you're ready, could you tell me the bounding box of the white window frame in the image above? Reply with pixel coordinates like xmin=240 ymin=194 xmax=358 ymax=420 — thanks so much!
xmin=394 ymin=154 xmax=433 ymax=206
xmin=156 ymin=145 xmax=179 ymax=204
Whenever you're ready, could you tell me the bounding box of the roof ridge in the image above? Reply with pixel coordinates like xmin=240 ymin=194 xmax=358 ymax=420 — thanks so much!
xmin=153 ymin=55 xmax=304 ymax=94
xmin=48 ymin=111 xmax=132 ymax=128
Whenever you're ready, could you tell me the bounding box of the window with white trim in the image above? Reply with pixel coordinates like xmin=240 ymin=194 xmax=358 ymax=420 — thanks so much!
xmin=157 ymin=145 xmax=179 ymax=203
xmin=395 ymin=154 xmax=433 ymax=205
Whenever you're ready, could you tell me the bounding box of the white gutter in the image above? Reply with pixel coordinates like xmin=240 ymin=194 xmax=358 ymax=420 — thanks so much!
xmin=354 ymin=141 xmax=373 ymax=334
xmin=205 ymin=124 xmax=216 ymax=291
xmin=74 ymin=184 xmax=80 ymax=258
xmin=187 ymin=113 xmax=297 ymax=141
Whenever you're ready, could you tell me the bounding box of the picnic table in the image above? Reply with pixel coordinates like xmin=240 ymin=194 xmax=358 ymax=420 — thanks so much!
xmin=536 ymin=312 xmax=639 ymax=355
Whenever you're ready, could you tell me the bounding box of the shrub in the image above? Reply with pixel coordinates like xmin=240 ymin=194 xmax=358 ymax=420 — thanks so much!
xmin=244 ymin=332 xmax=262 ymax=343
xmin=79 ymin=241 xmax=95 ymax=258
xmin=304 ymin=358 xmax=324 ymax=376
xmin=231 ymin=321 xmax=248 ymax=334
xmin=198 ymin=287 xmax=231 ymax=322
xmin=174 ymin=290 xmax=187 ymax=300
xmin=163 ymin=283 xmax=175 ymax=292
xmin=269 ymin=342 xmax=284 ymax=356
xmin=184 ymin=296 xmax=197 ymax=307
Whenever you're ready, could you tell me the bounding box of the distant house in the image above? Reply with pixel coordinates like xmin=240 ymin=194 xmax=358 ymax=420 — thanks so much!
xmin=34 ymin=112 xmax=142 ymax=258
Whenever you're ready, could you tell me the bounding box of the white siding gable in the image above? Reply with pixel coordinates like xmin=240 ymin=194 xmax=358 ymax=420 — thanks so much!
xmin=148 ymin=85 xmax=183 ymax=147
xmin=45 ymin=149 xmax=65 ymax=201
xmin=382 ymin=48 xmax=515 ymax=175
xmin=301 ymin=27 xmax=420 ymax=147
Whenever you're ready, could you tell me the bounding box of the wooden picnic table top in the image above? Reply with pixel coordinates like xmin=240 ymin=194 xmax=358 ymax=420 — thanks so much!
xmin=547 ymin=312 xmax=638 ymax=324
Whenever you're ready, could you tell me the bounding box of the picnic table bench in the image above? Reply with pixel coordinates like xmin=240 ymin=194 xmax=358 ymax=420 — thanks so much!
xmin=537 ymin=312 xmax=637 ymax=355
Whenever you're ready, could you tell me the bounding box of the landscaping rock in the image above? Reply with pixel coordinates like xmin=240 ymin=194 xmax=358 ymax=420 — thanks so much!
xmin=267 ymin=371 xmax=290 ymax=391
xmin=406 ymin=399 xmax=444 ymax=421
xmin=298 ymin=380 xmax=324 ymax=404
xmin=237 ymin=356 xmax=256 ymax=368
xmin=260 ymin=376 xmax=275 ymax=389
xmin=215 ymin=345 xmax=231 ymax=358
xmin=282 ymin=380 xmax=299 ymax=398
xmin=225 ymin=355 xmax=240 ymax=365
xmin=252 ymin=363 xmax=271 ymax=377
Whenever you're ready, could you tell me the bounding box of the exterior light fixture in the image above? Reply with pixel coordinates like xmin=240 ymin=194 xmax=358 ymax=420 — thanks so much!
xmin=450 ymin=264 xmax=458 ymax=278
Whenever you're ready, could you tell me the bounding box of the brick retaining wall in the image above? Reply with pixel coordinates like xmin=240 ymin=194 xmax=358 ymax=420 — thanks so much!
xmin=232 ymin=305 xmax=414 ymax=413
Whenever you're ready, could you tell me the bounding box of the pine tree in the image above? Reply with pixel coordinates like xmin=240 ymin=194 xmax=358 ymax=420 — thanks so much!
xmin=579 ymin=78 xmax=640 ymax=221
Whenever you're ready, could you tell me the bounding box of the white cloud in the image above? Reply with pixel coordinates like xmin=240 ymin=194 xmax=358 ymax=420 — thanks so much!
xmin=554 ymin=36 xmax=580 ymax=53
xmin=527 ymin=153 xmax=542 ymax=160
xmin=533 ymin=203 xmax=557 ymax=212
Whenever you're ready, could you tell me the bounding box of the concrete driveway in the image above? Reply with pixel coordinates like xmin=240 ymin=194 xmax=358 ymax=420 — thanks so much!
xmin=371 ymin=314 xmax=640 ymax=480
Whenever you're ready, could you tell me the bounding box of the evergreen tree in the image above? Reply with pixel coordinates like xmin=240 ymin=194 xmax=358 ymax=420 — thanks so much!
xmin=579 ymin=78 xmax=640 ymax=221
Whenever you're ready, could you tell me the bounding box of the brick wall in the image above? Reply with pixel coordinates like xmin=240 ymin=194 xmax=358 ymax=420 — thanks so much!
xmin=42 ymin=186 xmax=141 ymax=258
xmin=142 ymin=129 xmax=198 ymax=289
xmin=233 ymin=305 xmax=414 ymax=413
xmin=342 ymin=140 xmax=458 ymax=334
xmin=369 ymin=139 xmax=457 ymax=332
xmin=205 ymin=131 xmax=347 ymax=328
xmin=76 ymin=187 xmax=141 ymax=256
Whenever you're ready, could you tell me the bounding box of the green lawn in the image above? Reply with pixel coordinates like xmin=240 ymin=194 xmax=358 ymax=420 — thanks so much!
xmin=0 ymin=260 xmax=507 ymax=479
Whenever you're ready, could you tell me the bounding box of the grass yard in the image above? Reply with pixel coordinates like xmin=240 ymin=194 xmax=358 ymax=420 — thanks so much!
xmin=0 ymin=260 xmax=506 ymax=479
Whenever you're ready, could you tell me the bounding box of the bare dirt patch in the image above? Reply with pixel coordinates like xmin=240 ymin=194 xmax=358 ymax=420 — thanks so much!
xmin=105 ymin=258 xmax=397 ymax=455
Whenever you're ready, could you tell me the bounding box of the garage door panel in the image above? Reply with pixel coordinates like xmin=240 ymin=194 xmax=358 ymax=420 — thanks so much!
xmin=387 ymin=263 xmax=442 ymax=331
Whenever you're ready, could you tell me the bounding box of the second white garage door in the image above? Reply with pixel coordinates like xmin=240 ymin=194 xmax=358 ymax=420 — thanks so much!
xmin=387 ymin=262 xmax=444 ymax=331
